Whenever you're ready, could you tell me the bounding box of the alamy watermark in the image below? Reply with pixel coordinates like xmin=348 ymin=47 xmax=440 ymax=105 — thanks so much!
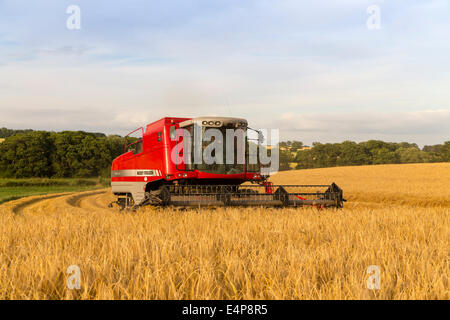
xmin=169 ymin=125 xmax=280 ymax=174
xmin=366 ymin=5 xmax=381 ymax=30
xmin=66 ymin=265 xmax=81 ymax=290
xmin=66 ymin=5 xmax=81 ymax=30
xmin=66 ymin=5 xmax=381 ymax=32
xmin=366 ymin=265 xmax=381 ymax=290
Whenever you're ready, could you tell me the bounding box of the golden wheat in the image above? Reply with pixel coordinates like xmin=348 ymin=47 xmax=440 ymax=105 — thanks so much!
xmin=0 ymin=163 xmax=449 ymax=299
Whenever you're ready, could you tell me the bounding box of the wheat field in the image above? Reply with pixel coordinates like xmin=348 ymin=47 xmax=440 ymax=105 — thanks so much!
xmin=0 ymin=163 xmax=449 ymax=299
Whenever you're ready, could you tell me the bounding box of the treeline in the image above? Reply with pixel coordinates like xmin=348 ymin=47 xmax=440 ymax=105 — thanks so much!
xmin=0 ymin=131 xmax=124 ymax=178
xmin=0 ymin=127 xmax=34 ymax=138
xmin=279 ymin=140 xmax=450 ymax=170
xmin=0 ymin=127 xmax=107 ymax=139
xmin=1 ymin=128 xmax=449 ymax=177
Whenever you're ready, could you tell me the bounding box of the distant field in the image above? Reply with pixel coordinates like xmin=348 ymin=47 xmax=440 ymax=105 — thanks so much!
xmin=0 ymin=163 xmax=449 ymax=299
xmin=269 ymin=162 xmax=450 ymax=208
xmin=0 ymin=178 xmax=109 ymax=204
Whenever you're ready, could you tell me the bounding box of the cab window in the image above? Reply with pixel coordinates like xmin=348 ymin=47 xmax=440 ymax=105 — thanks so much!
xmin=128 ymin=140 xmax=143 ymax=154
xmin=170 ymin=126 xmax=176 ymax=140
xmin=134 ymin=140 xmax=143 ymax=154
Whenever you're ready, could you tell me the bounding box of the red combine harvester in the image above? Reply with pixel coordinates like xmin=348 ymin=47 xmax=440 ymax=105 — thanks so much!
xmin=110 ymin=117 xmax=344 ymax=210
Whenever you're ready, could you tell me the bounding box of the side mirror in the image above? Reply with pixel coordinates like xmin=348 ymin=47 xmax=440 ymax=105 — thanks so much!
xmin=258 ymin=131 xmax=265 ymax=144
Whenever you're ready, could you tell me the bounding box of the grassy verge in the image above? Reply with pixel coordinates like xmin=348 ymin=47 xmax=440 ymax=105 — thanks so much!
xmin=0 ymin=178 xmax=110 ymax=204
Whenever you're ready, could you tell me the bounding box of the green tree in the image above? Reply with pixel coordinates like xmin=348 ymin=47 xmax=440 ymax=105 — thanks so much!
xmin=52 ymin=131 xmax=112 ymax=178
xmin=441 ymin=141 xmax=450 ymax=161
xmin=395 ymin=147 xmax=428 ymax=163
xmin=337 ymin=141 xmax=371 ymax=166
xmin=279 ymin=149 xmax=294 ymax=171
xmin=290 ymin=141 xmax=304 ymax=152
xmin=0 ymin=129 xmax=126 ymax=178
xmin=0 ymin=131 xmax=53 ymax=178
xmin=294 ymin=149 xmax=315 ymax=169
xmin=0 ymin=127 xmax=33 ymax=138
xmin=372 ymin=147 xmax=399 ymax=164
xmin=421 ymin=142 xmax=450 ymax=162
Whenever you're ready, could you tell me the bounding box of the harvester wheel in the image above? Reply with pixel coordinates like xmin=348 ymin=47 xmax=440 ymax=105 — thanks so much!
xmin=117 ymin=199 xmax=126 ymax=211
xmin=159 ymin=186 xmax=171 ymax=206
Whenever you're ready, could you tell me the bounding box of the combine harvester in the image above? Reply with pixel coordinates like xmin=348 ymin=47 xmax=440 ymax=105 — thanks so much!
xmin=110 ymin=117 xmax=344 ymax=210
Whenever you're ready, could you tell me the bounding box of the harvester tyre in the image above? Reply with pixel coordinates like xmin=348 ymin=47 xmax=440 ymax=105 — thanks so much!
xmin=159 ymin=186 xmax=171 ymax=206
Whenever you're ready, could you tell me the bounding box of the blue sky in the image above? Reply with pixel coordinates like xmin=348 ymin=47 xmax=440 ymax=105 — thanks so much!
xmin=0 ymin=0 xmax=449 ymax=145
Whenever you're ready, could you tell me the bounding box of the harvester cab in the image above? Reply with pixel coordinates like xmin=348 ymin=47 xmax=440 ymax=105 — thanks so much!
xmin=110 ymin=117 xmax=344 ymax=210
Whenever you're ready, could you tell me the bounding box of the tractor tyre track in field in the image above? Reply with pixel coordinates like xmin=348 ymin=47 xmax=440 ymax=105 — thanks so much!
xmin=66 ymin=190 xmax=108 ymax=209
xmin=11 ymin=193 xmax=71 ymax=215
xmin=1 ymin=189 xmax=112 ymax=216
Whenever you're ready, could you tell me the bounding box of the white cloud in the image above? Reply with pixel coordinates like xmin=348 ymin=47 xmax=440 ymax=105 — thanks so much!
xmin=277 ymin=109 xmax=450 ymax=134
xmin=1 ymin=1 xmax=450 ymax=146
xmin=266 ymin=109 xmax=450 ymax=146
